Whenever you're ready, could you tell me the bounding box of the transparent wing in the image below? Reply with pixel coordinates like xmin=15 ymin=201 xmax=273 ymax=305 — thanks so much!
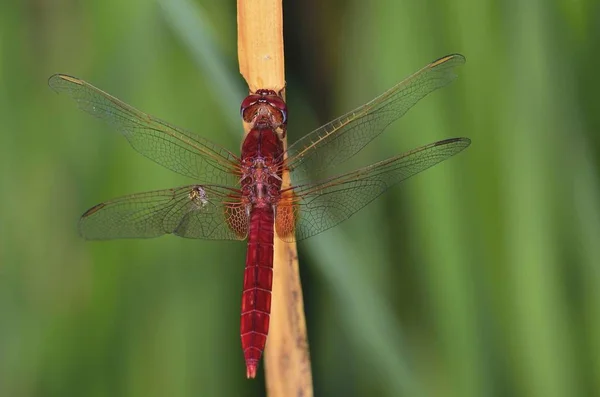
xmin=49 ymin=74 xmax=240 ymax=185
xmin=285 ymin=54 xmax=465 ymax=182
xmin=79 ymin=185 xmax=249 ymax=241
xmin=275 ymin=138 xmax=470 ymax=242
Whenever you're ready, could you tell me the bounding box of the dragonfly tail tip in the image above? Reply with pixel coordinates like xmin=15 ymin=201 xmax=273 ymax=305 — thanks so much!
xmin=246 ymin=362 xmax=258 ymax=379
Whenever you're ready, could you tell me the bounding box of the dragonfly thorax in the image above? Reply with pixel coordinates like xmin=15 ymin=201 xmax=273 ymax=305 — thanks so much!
xmin=240 ymin=156 xmax=282 ymax=208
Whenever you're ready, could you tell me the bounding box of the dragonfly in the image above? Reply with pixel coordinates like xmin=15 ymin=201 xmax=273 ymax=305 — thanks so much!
xmin=49 ymin=53 xmax=470 ymax=379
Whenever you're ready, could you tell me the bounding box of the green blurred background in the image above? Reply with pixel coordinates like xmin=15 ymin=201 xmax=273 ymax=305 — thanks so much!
xmin=1 ymin=0 xmax=599 ymax=396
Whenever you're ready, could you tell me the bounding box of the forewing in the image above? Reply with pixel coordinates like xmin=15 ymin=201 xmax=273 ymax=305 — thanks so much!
xmin=49 ymin=74 xmax=240 ymax=185
xmin=276 ymin=138 xmax=470 ymax=242
xmin=79 ymin=185 xmax=249 ymax=241
xmin=285 ymin=54 xmax=465 ymax=182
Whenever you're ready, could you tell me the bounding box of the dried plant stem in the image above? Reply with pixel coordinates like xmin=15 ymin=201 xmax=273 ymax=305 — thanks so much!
xmin=237 ymin=1 xmax=313 ymax=395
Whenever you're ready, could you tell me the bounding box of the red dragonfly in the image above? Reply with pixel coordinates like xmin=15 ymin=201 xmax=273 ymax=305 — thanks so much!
xmin=50 ymin=54 xmax=470 ymax=378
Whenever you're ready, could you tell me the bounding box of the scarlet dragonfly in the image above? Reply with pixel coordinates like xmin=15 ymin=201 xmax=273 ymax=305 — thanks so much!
xmin=49 ymin=54 xmax=470 ymax=379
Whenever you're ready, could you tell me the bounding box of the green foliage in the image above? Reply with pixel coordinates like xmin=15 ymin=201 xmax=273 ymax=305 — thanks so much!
xmin=1 ymin=0 xmax=598 ymax=396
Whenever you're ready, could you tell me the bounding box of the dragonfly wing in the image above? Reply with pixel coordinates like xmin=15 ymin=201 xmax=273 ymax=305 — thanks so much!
xmin=49 ymin=75 xmax=240 ymax=185
xmin=276 ymin=138 xmax=470 ymax=242
xmin=285 ymin=54 xmax=465 ymax=182
xmin=79 ymin=185 xmax=249 ymax=241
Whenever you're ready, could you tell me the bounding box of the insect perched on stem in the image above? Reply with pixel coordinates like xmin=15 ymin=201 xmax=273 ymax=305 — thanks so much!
xmin=50 ymin=53 xmax=470 ymax=378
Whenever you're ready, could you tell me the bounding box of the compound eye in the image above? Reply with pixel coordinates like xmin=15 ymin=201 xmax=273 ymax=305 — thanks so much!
xmin=266 ymin=95 xmax=288 ymax=124
xmin=240 ymin=94 xmax=261 ymax=120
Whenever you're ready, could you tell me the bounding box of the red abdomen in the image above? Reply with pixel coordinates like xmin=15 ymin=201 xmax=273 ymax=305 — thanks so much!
xmin=241 ymin=207 xmax=274 ymax=378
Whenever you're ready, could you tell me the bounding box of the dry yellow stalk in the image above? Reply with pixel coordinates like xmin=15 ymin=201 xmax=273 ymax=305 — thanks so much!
xmin=237 ymin=1 xmax=313 ymax=396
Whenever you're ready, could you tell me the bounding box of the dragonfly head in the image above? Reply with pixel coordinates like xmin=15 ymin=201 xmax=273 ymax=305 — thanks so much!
xmin=240 ymin=89 xmax=287 ymax=130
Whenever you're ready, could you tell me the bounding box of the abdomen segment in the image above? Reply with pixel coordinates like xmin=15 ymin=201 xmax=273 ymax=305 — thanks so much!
xmin=241 ymin=207 xmax=274 ymax=378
